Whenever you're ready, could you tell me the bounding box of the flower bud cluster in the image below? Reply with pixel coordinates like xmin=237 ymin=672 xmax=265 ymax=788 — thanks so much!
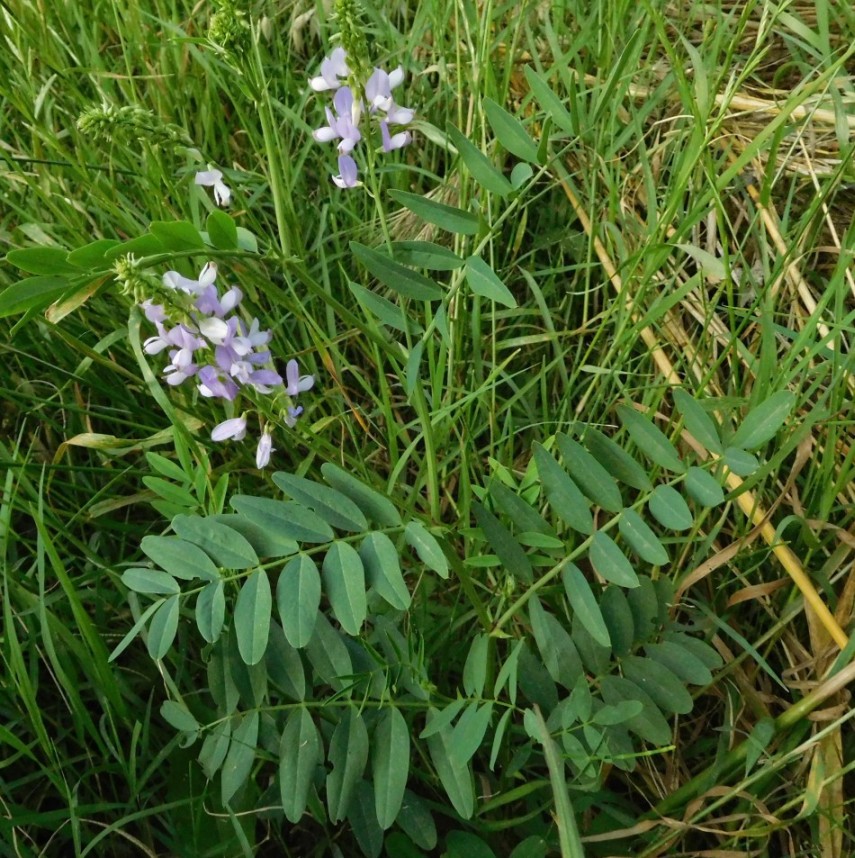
xmin=309 ymin=47 xmax=414 ymax=188
xmin=141 ymin=262 xmax=313 ymax=468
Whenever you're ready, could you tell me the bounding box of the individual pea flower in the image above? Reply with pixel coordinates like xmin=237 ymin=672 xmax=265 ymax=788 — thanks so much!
xmin=163 ymin=262 xmax=218 ymax=295
xmin=332 ymin=154 xmax=360 ymax=189
xmin=365 ymin=66 xmax=414 ymax=125
xmin=285 ymin=405 xmax=303 ymax=428
xmin=380 ymin=120 xmax=411 ymax=153
xmin=309 ymin=46 xmax=349 ymax=92
xmin=195 ymin=168 xmax=231 ymax=206
xmin=255 ymin=429 xmax=274 ymax=468
xmin=312 ymin=86 xmax=362 ymax=154
xmin=211 ymin=415 xmax=247 ymax=442
xmin=195 ymin=283 xmax=243 ymax=317
xmin=197 ymin=365 xmax=240 ymax=401
xmin=285 ymin=359 xmax=315 ymax=396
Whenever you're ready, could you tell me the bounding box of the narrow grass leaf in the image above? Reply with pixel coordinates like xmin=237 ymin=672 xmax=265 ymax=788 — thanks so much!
xmin=583 ymin=428 xmax=653 ymax=491
xmin=321 ymin=463 xmax=402 ymax=527
xmin=277 ymin=554 xmax=321 ymax=648
xmin=618 ymin=509 xmax=668 ymax=565
xmin=556 ymin=434 xmax=622 ymax=512
xmin=272 ymin=472 xmax=368 ymax=532
xmin=562 ymin=564 xmax=610 ymax=647
xmin=589 ymin=532 xmax=639 ymax=588
xmin=732 ymin=391 xmax=797 ymax=450
xmin=673 ymin=389 xmax=723 ymax=453
xmin=483 ymin=97 xmax=540 ymax=163
xmin=280 ymin=708 xmax=322 ymax=823
xmin=108 ymin=598 xmax=163 ymax=662
xmin=141 ymin=535 xmax=219 ymax=581
xmin=360 ymin=532 xmax=411 ymax=610
xmin=146 ymin=594 xmax=179 ymax=660
xmin=351 ymin=242 xmax=442 ymax=301
xmin=230 ymin=495 xmax=334 ymax=543
xmin=617 ymin=405 xmax=685 ymax=473
xmin=404 ymin=522 xmax=449 ymax=578
xmin=489 ymin=708 xmax=513 ymax=770
xmin=221 ymin=710 xmax=259 ymax=805
xmin=172 ymin=514 xmax=258 ymax=568
xmin=196 ymin=579 xmax=225 ymax=643
xmin=684 ymin=467 xmax=725 ymax=507
xmin=446 ymin=123 xmax=513 ymax=196
xmin=388 ymin=190 xmax=479 ymax=235
xmin=326 ymin=710 xmax=369 ymax=822
xmin=373 ymin=708 xmax=410 ymax=829
xmin=233 ymin=570 xmax=271 ymax=665
xmin=121 ymin=567 xmax=180 ymax=595
xmin=465 ymin=256 xmax=517 ymax=308
xmin=648 ymin=486 xmax=693 ymax=531
xmin=533 ymin=443 xmax=593 ymax=534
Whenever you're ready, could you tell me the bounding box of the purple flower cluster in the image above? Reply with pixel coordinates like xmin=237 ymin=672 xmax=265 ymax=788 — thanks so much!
xmin=141 ymin=262 xmax=313 ymax=468
xmin=309 ymin=47 xmax=414 ymax=188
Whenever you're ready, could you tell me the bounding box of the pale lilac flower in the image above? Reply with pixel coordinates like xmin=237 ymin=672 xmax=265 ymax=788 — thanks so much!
xmin=365 ymin=67 xmax=403 ymax=112
xmin=285 ymin=405 xmax=303 ymax=428
xmin=211 ymin=416 xmax=247 ymax=442
xmin=332 ymin=155 xmax=359 ymax=189
xmin=309 ymin=47 xmax=349 ymax=92
xmin=163 ymin=262 xmax=217 ymax=295
xmin=163 ymin=346 xmax=199 ymax=385
xmin=312 ymin=87 xmax=362 ymax=154
xmin=198 ymin=316 xmax=231 ymax=345
xmin=380 ymin=120 xmax=411 ymax=152
xmin=256 ymin=431 xmax=274 ymax=468
xmin=285 ymin=359 xmax=315 ymax=396
xmin=231 ymin=318 xmax=271 ymax=355
xmin=195 ymin=284 xmax=243 ymax=317
xmin=141 ymin=300 xmax=167 ymax=324
xmin=197 ymin=365 xmax=239 ymax=400
xmin=195 ymin=169 xmax=231 ymax=206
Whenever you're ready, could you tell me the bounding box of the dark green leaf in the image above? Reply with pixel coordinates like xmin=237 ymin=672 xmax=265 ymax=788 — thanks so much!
xmin=272 ymin=472 xmax=368 ymax=532
xmin=489 ymin=481 xmax=556 ymax=536
xmin=198 ymin=719 xmax=231 ymax=779
xmin=67 ymin=239 xmax=121 ymax=268
xmin=493 ymin=638 xmax=525 ymax=705
xmin=626 ymin=576 xmax=658 ymax=642
xmin=233 ymin=570 xmax=272 ymax=665
xmin=483 ymin=97 xmax=540 ymax=163
xmin=419 ymin=698 xmax=466 ymax=739
xmin=673 ymin=389 xmax=723 ymax=453
xmin=533 ymin=443 xmax=593 ymax=534
xmin=266 ymin=621 xmax=305 ymax=700
xmin=424 ymin=709 xmax=474 ymax=819
xmin=510 ymin=835 xmax=549 ymax=858
xmin=221 ymin=710 xmax=259 ymax=805
xmin=446 ymin=123 xmax=514 ymax=196
xmin=305 ymin=613 xmax=352 ymax=691
xmin=589 ymin=532 xmax=639 ymax=588
xmin=396 ymin=790 xmax=437 ymax=850
xmin=147 ymin=594 xmax=179 ymax=659
xmin=350 ymin=242 xmax=442 ymax=301
xmin=326 ymin=710 xmax=369 ymax=822
xmin=210 ymin=513 xmax=299 ymax=559
xmin=732 ymin=391 xmax=796 ymax=450
xmin=279 ymin=708 xmax=322 ymax=823
xmin=373 ymin=708 xmax=410 ymax=829
xmin=449 ymin=702 xmax=493 ymax=769
xmin=104 ymin=232 xmax=164 ymax=260
xmin=684 ymin=466 xmax=725 ymax=507
xmin=599 ymin=675 xmax=672 ymax=745
xmin=142 ymin=476 xmax=197 ymax=509
xmin=161 ymin=700 xmax=199 ymax=733
xmin=622 ymin=655 xmax=693 ymax=714
xmin=473 ymin=502 xmax=532 ymax=583
xmin=599 ymin=586 xmax=635 ymax=657
xmin=350 ymin=280 xmax=420 ymax=333
xmin=172 ymin=514 xmax=258 ymax=568
xmin=464 ymin=256 xmax=517 ymax=308
xmin=0 ymin=275 xmax=69 ymax=318
xmin=276 ymin=554 xmax=321 ymax=648
xmin=648 ymin=486 xmax=693 ymax=531
xmin=592 ymin=700 xmax=643 ymax=726
xmin=121 ymin=567 xmax=180 ymax=595
xmin=723 ymin=446 xmax=759 ymax=476
xmin=195 ymin=580 xmax=225 ymax=643
xmin=584 ymin=427 xmax=654 ymax=491
xmin=646 ymin=641 xmax=713 ymax=685
xmin=322 ymin=541 xmax=366 ymax=636
xmin=320 ymin=463 xmax=401 ymax=528
xmin=391 ymin=240 xmax=465 ymax=270
xmin=618 ymin=509 xmax=668 ymax=565
xmin=141 ymin=535 xmax=219 ymax=581
xmin=149 ymin=220 xmax=205 ymax=251
xmin=360 ymin=532 xmax=411 ymax=610
xmin=348 ymin=780 xmax=383 ymax=858
xmin=446 ymin=830 xmax=498 ymax=858
xmin=462 ymin=633 xmax=489 ymax=697
xmin=617 ymin=405 xmax=685 ymax=473
xmin=404 ymin=522 xmax=449 ymax=578
xmin=662 ymin=632 xmax=723 ymax=669
xmin=556 ymin=434 xmax=623 ymax=512
xmin=229 ymin=495 xmax=333 ymax=544
xmin=206 ymin=209 xmax=238 ymax=250
xmin=528 ymin=595 xmax=583 ymax=689
xmin=523 ymin=66 xmax=575 ymax=135
xmin=389 ymin=190 xmax=479 ymax=235
xmin=562 ymin=563 xmax=610 ymax=647
xmin=6 ymin=247 xmax=79 ymax=275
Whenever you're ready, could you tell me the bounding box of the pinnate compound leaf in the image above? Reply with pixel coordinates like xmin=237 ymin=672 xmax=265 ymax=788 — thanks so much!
xmin=141 ymin=535 xmax=219 ymax=581
xmin=280 ymin=708 xmax=322 ymax=823
xmin=590 ymin=532 xmax=639 ymax=588
xmin=648 ymin=485 xmax=693 ymax=531
xmin=146 ymin=594 xmax=180 ymax=660
xmin=198 ymin=719 xmax=231 ymax=779
xmin=277 ymin=554 xmax=321 ymax=648
xmin=172 ymin=515 xmax=258 ymax=568
xmin=731 ymin=391 xmax=796 ymax=450
xmin=350 ymin=242 xmax=442 ymax=301
xmin=556 ymin=434 xmax=623 ymax=512
xmin=617 ymin=405 xmax=685 ymax=473
xmin=234 ymin=570 xmax=272 ymax=665
xmin=404 ymin=522 xmax=449 ymax=578
xmin=618 ymin=509 xmax=668 ymax=565
xmin=322 ymin=541 xmax=367 ymax=636
xmin=272 ymin=472 xmax=368 ymax=532
xmin=321 ymin=462 xmax=402 ymax=527
xmin=389 ymin=190 xmax=479 ymax=235
xmin=464 ymin=256 xmax=517 ymax=308
xmin=684 ymin=466 xmax=725 ymax=507
xmin=230 ymin=495 xmax=333 ymax=543
xmin=562 ymin=564 xmax=610 ymax=647
xmin=360 ymin=532 xmax=411 ymax=610
xmin=584 ymin=427 xmax=653 ymax=491
xmin=326 ymin=710 xmax=369 ymax=823
xmin=122 ymin=568 xmax=180 ymax=595
xmin=673 ymin=389 xmax=723 ymax=453
xmin=221 ymin=711 xmax=259 ymax=805
xmin=373 ymin=708 xmax=410 ymax=829
xmin=622 ymin=655 xmax=693 ymax=714
xmin=195 ymin=579 xmax=225 ymax=643
xmin=0 ymin=276 xmax=70 ymax=317
xmin=483 ymin=97 xmax=540 ymax=163
xmin=446 ymin=123 xmax=514 ymax=196
xmin=533 ymin=443 xmax=593 ymax=534
xmin=206 ymin=210 xmax=238 ymax=250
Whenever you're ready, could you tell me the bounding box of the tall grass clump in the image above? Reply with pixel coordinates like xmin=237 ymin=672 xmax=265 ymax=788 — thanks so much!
xmin=2 ymin=0 xmax=854 ymax=855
